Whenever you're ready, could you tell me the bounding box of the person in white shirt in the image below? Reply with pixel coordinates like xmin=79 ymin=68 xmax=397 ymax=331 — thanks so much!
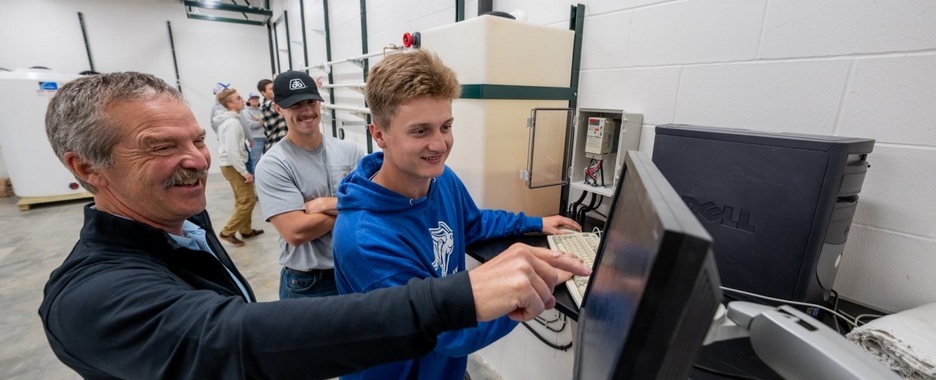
xmin=214 ymin=88 xmax=264 ymax=246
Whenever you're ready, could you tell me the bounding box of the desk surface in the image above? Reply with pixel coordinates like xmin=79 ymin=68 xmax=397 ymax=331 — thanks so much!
xmin=466 ymin=234 xmax=581 ymax=320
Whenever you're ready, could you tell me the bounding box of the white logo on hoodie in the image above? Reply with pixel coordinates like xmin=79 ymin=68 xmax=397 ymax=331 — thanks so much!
xmin=429 ymin=221 xmax=454 ymax=276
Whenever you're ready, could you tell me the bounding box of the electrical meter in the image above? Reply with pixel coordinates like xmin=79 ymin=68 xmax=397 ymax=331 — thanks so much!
xmin=584 ymin=117 xmax=617 ymax=158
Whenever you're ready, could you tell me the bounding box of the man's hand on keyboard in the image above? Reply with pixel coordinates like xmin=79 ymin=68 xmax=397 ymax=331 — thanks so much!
xmin=468 ymin=243 xmax=591 ymax=322
xmin=553 ymin=251 xmax=581 ymax=302
xmin=541 ymin=215 xmax=582 ymax=235
xmin=550 ymin=241 xmax=584 ymax=283
xmin=556 ymin=268 xmax=575 ymax=283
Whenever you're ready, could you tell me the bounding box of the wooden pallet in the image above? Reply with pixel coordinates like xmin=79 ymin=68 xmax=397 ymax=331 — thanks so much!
xmin=17 ymin=192 xmax=93 ymax=211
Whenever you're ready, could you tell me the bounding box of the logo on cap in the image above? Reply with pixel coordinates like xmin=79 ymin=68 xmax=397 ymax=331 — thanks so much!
xmin=289 ymin=79 xmax=307 ymax=90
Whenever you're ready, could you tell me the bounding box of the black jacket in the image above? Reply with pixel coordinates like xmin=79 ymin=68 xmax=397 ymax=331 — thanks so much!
xmin=39 ymin=205 xmax=477 ymax=379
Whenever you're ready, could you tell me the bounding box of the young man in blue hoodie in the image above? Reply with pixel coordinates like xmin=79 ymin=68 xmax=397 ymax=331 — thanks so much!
xmin=332 ymin=49 xmax=583 ymax=380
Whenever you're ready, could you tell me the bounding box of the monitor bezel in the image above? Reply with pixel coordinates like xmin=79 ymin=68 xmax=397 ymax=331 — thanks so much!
xmin=573 ymin=150 xmax=722 ymax=380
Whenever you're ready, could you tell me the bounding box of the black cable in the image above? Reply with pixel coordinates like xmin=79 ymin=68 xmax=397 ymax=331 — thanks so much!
xmin=576 ymin=194 xmax=589 ymax=224
xmin=521 ymin=321 xmax=573 ymax=351
xmin=568 ymin=190 xmax=587 ymax=219
xmin=597 ymin=159 xmax=605 ymax=187
xmin=540 ymin=316 xmax=567 ymax=333
xmin=534 ymin=313 xmax=562 ymax=324
xmin=570 ymin=191 xmax=586 ymax=213
xmin=582 ymin=193 xmax=596 ymax=225
xmin=578 ymin=193 xmax=598 ymax=226
xmin=533 ymin=311 xmax=568 ymax=333
xmin=692 ymin=364 xmax=763 ymax=380
xmin=586 ymin=196 xmax=603 ymax=222
xmin=537 ymin=319 xmax=567 ymax=333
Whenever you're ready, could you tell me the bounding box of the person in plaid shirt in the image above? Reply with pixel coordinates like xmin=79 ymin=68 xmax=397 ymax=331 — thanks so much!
xmin=257 ymin=78 xmax=288 ymax=151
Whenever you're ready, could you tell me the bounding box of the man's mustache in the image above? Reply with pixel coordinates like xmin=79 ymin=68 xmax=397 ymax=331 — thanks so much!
xmin=163 ymin=169 xmax=208 ymax=188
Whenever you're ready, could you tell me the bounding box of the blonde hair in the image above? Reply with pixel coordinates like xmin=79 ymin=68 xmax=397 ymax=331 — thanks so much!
xmin=365 ymin=49 xmax=461 ymax=128
xmin=216 ymin=88 xmax=238 ymax=109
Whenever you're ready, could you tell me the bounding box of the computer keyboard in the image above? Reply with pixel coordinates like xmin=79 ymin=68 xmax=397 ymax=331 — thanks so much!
xmin=547 ymin=232 xmax=601 ymax=307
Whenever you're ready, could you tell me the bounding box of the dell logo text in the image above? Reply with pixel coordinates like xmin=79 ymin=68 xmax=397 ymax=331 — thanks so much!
xmin=682 ymin=196 xmax=755 ymax=233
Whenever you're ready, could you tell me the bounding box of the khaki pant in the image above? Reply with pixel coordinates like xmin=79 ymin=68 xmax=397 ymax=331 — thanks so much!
xmin=220 ymin=166 xmax=257 ymax=236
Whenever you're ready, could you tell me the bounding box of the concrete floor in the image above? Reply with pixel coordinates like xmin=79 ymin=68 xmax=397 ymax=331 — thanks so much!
xmin=0 ymin=173 xmax=499 ymax=380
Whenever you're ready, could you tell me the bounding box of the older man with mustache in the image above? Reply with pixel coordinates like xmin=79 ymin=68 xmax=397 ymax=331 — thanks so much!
xmin=38 ymin=71 xmax=591 ymax=379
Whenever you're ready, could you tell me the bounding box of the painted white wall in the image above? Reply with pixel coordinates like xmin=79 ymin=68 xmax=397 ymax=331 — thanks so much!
xmin=587 ymin=0 xmax=936 ymax=315
xmin=0 ymin=0 xmax=272 ymax=175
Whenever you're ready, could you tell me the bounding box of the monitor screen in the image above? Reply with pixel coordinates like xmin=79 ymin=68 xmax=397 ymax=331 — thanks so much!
xmin=573 ymin=150 xmax=723 ymax=380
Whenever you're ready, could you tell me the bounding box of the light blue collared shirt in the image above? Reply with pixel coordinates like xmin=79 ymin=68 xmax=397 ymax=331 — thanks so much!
xmin=170 ymin=220 xmax=252 ymax=302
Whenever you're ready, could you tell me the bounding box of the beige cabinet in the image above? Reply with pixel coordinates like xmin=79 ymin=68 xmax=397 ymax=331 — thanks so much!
xmin=421 ymin=15 xmax=575 ymax=216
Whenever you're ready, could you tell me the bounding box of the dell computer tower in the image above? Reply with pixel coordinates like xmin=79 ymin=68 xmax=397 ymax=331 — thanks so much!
xmin=652 ymin=125 xmax=874 ymax=304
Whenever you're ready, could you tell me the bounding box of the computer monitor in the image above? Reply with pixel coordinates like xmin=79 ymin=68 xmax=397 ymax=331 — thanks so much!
xmin=573 ymin=150 xmax=723 ymax=380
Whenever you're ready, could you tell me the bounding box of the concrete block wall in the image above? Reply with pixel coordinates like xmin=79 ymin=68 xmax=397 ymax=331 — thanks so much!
xmin=573 ymin=0 xmax=936 ymax=314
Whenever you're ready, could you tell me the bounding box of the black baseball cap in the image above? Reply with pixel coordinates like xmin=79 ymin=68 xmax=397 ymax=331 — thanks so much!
xmin=273 ymin=71 xmax=323 ymax=108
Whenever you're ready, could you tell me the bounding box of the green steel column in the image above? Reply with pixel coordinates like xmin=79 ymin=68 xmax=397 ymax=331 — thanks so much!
xmin=272 ymin=25 xmax=281 ymax=73
xmin=284 ymin=10 xmax=293 ymax=70
xmin=323 ymin=0 xmax=338 ymax=137
xmin=359 ymin=0 xmax=373 ymax=153
xmin=561 ymin=3 xmax=586 ymax=216
xmin=300 ymin=0 xmax=309 ymax=72
xmin=568 ymin=3 xmax=585 ymax=111
xmin=266 ymin=22 xmax=276 ymax=76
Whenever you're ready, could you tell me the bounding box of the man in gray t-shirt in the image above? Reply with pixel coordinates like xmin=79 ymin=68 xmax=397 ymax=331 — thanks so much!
xmin=254 ymin=71 xmax=365 ymax=299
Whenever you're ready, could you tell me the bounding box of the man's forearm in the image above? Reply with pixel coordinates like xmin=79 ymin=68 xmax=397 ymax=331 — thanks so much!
xmin=273 ymin=212 xmax=336 ymax=247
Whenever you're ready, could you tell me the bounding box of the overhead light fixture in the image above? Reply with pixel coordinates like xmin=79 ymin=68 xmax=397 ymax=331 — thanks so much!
xmin=183 ymin=0 xmax=272 ymax=26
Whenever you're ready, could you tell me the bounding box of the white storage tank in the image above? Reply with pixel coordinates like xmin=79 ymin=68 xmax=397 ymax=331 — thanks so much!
xmin=0 ymin=69 xmax=84 ymax=199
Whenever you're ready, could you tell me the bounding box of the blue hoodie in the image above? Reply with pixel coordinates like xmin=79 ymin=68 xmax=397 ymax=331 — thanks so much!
xmin=333 ymin=152 xmax=543 ymax=380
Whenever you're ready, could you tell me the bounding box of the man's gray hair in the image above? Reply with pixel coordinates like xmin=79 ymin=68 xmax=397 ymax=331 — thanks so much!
xmin=45 ymin=72 xmax=184 ymax=192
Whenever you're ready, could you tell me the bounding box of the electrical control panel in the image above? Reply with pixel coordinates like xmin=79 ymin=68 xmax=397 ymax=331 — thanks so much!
xmin=584 ymin=117 xmax=616 ymax=158
xmin=569 ymin=109 xmax=642 ymax=197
